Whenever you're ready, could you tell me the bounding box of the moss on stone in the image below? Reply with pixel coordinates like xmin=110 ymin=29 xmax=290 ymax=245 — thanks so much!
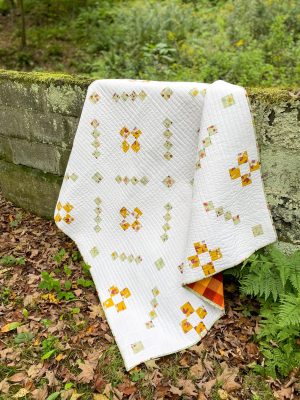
xmin=0 ymin=69 xmax=93 ymax=89
xmin=246 ymin=86 xmax=299 ymax=105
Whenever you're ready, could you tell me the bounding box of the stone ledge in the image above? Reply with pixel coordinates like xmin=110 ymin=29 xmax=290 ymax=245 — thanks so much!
xmin=0 ymin=159 xmax=63 ymax=218
xmin=0 ymin=135 xmax=71 ymax=175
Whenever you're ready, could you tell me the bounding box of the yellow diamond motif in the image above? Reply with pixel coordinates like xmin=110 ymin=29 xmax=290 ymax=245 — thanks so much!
xmin=122 ymin=140 xmax=130 ymax=153
xmin=131 ymin=140 xmax=140 ymax=153
xmin=63 ymin=202 xmax=73 ymax=213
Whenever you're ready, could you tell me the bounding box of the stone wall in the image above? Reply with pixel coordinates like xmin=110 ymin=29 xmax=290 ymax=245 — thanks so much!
xmin=0 ymin=70 xmax=299 ymax=249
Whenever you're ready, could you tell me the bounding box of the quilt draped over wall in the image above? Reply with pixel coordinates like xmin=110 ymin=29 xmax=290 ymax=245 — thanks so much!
xmin=54 ymin=79 xmax=277 ymax=370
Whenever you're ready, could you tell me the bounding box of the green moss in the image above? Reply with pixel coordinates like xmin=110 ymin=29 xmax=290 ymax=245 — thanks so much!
xmin=46 ymin=83 xmax=83 ymax=114
xmin=0 ymin=69 xmax=93 ymax=89
xmin=246 ymin=87 xmax=299 ymax=105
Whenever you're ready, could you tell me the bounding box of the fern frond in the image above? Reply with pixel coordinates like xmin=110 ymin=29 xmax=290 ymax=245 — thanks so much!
xmin=279 ymin=294 xmax=300 ymax=327
xmin=240 ymin=264 xmax=284 ymax=301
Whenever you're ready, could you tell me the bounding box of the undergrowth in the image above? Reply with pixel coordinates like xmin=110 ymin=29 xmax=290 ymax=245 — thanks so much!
xmin=226 ymin=245 xmax=300 ymax=378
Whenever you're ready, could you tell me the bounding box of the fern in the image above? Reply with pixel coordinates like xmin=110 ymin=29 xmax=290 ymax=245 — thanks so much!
xmin=232 ymin=245 xmax=300 ymax=378
xmin=240 ymin=263 xmax=284 ymax=301
xmin=279 ymin=294 xmax=300 ymax=327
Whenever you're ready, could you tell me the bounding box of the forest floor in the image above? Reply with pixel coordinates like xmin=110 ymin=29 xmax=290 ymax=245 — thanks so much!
xmin=0 ymin=193 xmax=297 ymax=400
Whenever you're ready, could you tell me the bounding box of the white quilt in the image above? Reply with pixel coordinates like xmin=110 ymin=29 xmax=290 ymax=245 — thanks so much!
xmin=54 ymin=79 xmax=277 ymax=370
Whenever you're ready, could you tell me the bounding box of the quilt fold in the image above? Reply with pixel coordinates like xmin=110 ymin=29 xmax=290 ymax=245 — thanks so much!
xmin=54 ymin=79 xmax=277 ymax=370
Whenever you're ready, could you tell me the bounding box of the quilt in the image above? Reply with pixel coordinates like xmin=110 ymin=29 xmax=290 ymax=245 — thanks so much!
xmin=54 ymin=79 xmax=277 ymax=370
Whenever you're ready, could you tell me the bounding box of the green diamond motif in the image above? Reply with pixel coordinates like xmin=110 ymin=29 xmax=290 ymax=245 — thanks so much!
xmin=155 ymin=257 xmax=165 ymax=270
xmin=224 ymin=211 xmax=232 ymax=220
xmin=163 ymin=118 xmax=172 ymax=128
xmin=131 ymin=177 xmax=139 ymax=185
xmin=94 ymin=197 xmax=102 ymax=205
xmin=222 ymin=94 xmax=235 ymax=108
xmin=164 ymin=213 xmax=171 ymax=221
xmin=203 ymin=137 xmax=211 ymax=148
xmin=94 ymin=216 xmax=102 ymax=223
xmin=92 ymin=150 xmax=101 ymax=159
xmin=163 ymin=129 xmax=173 ymax=138
xmin=135 ymin=256 xmax=142 ymax=264
xmin=90 ymin=247 xmax=99 ymax=257
xmin=164 ymin=140 xmax=173 ymax=150
xmin=92 ymin=139 xmax=100 ymax=148
xmin=121 ymin=92 xmax=128 ymax=101
xmin=92 ymin=172 xmax=103 ymax=183
xmin=92 ymin=130 xmax=100 ymax=138
xmin=162 ymin=223 xmax=170 ymax=231
xmin=115 ymin=175 xmax=122 ymax=183
xmin=216 ymin=207 xmax=224 ymax=216
xmin=161 ymin=233 xmax=168 ymax=242
xmin=94 ymin=207 xmax=102 ymax=214
xmin=127 ymin=254 xmax=134 ymax=262
xmin=164 ymin=203 xmax=173 ymax=211
xmin=204 ymin=201 xmax=214 ymax=211
xmin=94 ymin=225 xmax=101 ymax=233
xmin=139 ymin=90 xmax=147 ymax=100
xmin=140 ymin=176 xmax=149 ymax=185
xmin=70 ymin=173 xmax=78 ymax=181
xmin=120 ymin=253 xmax=127 ymax=261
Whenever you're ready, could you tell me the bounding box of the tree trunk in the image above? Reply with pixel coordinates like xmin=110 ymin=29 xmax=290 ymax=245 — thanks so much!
xmin=18 ymin=0 xmax=26 ymax=48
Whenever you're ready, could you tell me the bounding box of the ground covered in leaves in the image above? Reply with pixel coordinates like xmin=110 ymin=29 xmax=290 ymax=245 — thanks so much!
xmin=0 ymin=194 xmax=298 ymax=400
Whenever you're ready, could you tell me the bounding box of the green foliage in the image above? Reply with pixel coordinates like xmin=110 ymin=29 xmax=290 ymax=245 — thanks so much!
xmin=41 ymin=335 xmax=59 ymax=360
xmin=53 ymin=248 xmax=67 ymax=264
xmin=14 ymin=331 xmax=34 ymax=344
xmin=239 ymin=247 xmax=300 ymax=301
xmin=39 ymin=271 xmax=76 ymax=300
xmin=0 ymin=255 xmax=25 ymax=266
xmin=76 ymin=278 xmax=94 ymax=288
xmin=70 ymin=0 xmax=300 ymax=86
xmin=1 ymin=0 xmax=299 ymax=86
xmin=227 ymin=246 xmax=300 ymax=378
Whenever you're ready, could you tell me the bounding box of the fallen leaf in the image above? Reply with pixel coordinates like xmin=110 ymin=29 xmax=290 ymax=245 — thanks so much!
xmin=27 ymin=364 xmax=44 ymax=379
xmin=274 ymin=387 xmax=293 ymax=400
xmin=217 ymin=362 xmax=241 ymax=393
xmin=0 ymin=378 xmax=10 ymax=394
xmin=177 ymin=378 xmax=198 ymax=397
xmin=8 ymin=372 xmax=27 ymax=382
xmin=70 ymin=390 xmax=84 ymax=400
xmin=170 ymin=385 xmax=182 ymax=396
xmin=77 ymin=362 xmax=94 ymax=383
xmin=31 ymin=385 xmax=48 ymax=400
xmin=190 ymin=359 xmax=204 ymax=379
xmin=13 ymin=388 xmax=29 ymax=398
xmin=89 ymin=305 xmax=105 ymax=319
xmin=200 ymin=379 xmax=216 ymax=396
xmin=144 ymin=359 xmax=159 ymax=370
xmin=1 ymin=322 xmax=22 ymax=332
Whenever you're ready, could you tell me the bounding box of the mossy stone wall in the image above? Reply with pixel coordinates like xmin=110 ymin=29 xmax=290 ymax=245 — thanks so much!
xmin=0 ymin=69 xmax=299 ymax=248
